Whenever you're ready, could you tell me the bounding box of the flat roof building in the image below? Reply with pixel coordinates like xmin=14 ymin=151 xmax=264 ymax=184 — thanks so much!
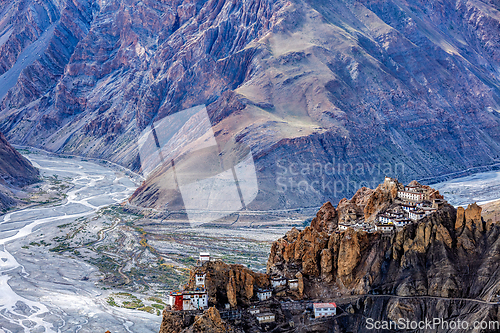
xmin=394 ymin=218 xmax=412 ymax=227
xmin=168 ymin=289 xmax=208 ymax=311
xmin=338 ymin=224 xmax=350 ymax=231
xmin=195 ymin=272 xmax=206 ymax=287
xmin=199 ymin=252 xmax=210 ymax=262
xmin=249 ymin=307 xmax=260 ymax=315
xmin=256 ymin=289 xmax=272 ymax=302
xmin=288 ymin=279 xmax=299 ymax=290
xmin=375 ymin=224 xmax=395 ymax=233
xmin=182 ymin=289 xmax=208 ymax=311
xmin=398 ymin=190 xmax=425 ymax=202
xmin=256 ymin=312 xmax=275 ymax=324
xmin=270 ymin=276 xmax=287 ymax=289
xmin=409 ymin=210 xmax=426 ymax=221
xmin=313 ymin=303 xmax=336 ymax=318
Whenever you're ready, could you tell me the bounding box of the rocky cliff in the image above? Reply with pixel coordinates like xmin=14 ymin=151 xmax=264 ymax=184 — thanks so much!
xmin=309 ymin=176 xmax=402 ymax=231
xmin=267 ymin=194 xmax=500 ymax=300
xmin=265 ymin=192 xmax=500 ymax=331
xmin=1 ymin=0 xmax=500 ymax=210
xmin=482 ymin=198 xmax=500 ymax=224
xmin=0 ymin=131 xmax=39 ymax=210
xmin=186 ymin=260 xmax=270 ymax=308
xmin=157 ymin=178 xmax=500 ymax=332
xmin=159 ymin=306 xmax=237 ymax=333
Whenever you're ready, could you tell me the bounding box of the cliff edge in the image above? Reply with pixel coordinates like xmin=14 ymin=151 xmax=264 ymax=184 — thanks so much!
xmin=0 ymin=131 xmax=39 ymax=210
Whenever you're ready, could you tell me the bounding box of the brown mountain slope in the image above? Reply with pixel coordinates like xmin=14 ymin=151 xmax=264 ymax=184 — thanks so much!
xmin=0 ymin=131 xmax=39 ymax=187
xmin=1 ymin=0 xmax=500 ymax=209
xmin=0 ymin=131 xmax=39 ymax=209
xmin=481 ymin=198 xmax=500 ymax=223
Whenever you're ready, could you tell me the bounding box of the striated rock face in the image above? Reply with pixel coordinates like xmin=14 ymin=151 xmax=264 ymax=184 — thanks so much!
xmin=336 ymin=178 xmax=400 ymax=225
xmin=159 ymin=307 xmax=235 ymax=333
xmin=310 ymin=201 xmax=338 ymax=233
xmin=362 ymin=179 xmax=399 ymax=222
xmin=337 ymin=296 xmax=500 ymax=333
xmin=187 ymin=260 xmax=269 ymax=308
xmin=1 ymin=0 xmax=500 ymax=210
xmin=0 ymin=0 xmax=94 ymax=107
xmin=186 ymin=307 xmax=232 ymax=333
xmin=268 ymin=201 xmax=500 ymax=302
xmin=0 ymin=131 xmax=39 ymax=187
xmin=456 ymin=202 xmax=485 ymax=252
xmin=0 ymin=131 xmax=39 ymax=209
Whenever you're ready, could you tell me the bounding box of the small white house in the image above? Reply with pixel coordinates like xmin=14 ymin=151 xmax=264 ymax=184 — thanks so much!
xmin=288 ymin=279 xmax=299 ymax=290
xmin=401 ymin=203 xmax=416 ymax=213
xmin=256 ymin=289 xmax=272 ymax=301
xmin=313 ymin=303 xmax=337 ymax=318
xmin=249 ymin=307 xmax=260 ymax=315
xmin=195 ymin=272 xmax=206 ymax=287
xmin=199 ymin=252 xmax=210 ymax=263
xmin=394 ymin=218 xmax=412 ymax=228
xmin=378 ymin=214 xmax=395 ymax=224
xmin=256 ymin=312 xmax=275 ymax=324
xmin=270 ymin=276 xmax=287 ymax=289
xmin=398 ymin=190 xmax=425 ymax=202
xmin=409 ymin=210 xmax=426 ymax=221
xmin=375 ymin=224 xmax=395 ymax=233
xmin=182 ymin=290 xmax=208 ymax=310
xmin=338 ymin=224 xmax=349 ymax=231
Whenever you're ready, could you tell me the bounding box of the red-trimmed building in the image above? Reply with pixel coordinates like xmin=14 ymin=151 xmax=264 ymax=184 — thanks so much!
xmin=313 ymin=303 xmax=337 ymax=318
xmin=168 ymin=289 xmax=208 ymax=311
xmin=168 ymin=291 xmax=184 ymax=311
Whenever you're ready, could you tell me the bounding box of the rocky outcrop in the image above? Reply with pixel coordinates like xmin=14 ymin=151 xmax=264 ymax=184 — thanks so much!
xmin=335 ymin=296 xmax=500 ymax=333
xmin=456 ymin=202 xmax=485 ymax=253
xmin=1 ymin=0 xmax=500 ymax=211
xmin=480 ymin=198 xmax=500 ymax=226
xmin=268 ymin=201 xmax=500 ymax=301
xmin=0 ymin=131 xmax=39 ymax=187
xmin=159 ymin=307 xmax=236 ymax=333
xmin=267 ymin=225 xmax=330 ymax=278
xmin=0 ymin=131 xmax=39 ymax=210
xmin=187 ymin=260 xmax=269 ymax=308
xmin=362 ymin=178 xmax=400 ymax=222
xmin=310 ymin=202 xmax=338 ymax=233
xmin=311 ymin=178 xmax=400 ymax=227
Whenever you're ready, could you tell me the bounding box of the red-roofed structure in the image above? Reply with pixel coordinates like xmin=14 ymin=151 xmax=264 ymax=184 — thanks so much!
xmin=313 ymin=303 xmax=337 ymax=318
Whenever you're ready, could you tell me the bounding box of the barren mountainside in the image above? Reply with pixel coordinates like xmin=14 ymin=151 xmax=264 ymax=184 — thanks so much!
xmin=1 ymin=0 xmax=500 ymax=209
